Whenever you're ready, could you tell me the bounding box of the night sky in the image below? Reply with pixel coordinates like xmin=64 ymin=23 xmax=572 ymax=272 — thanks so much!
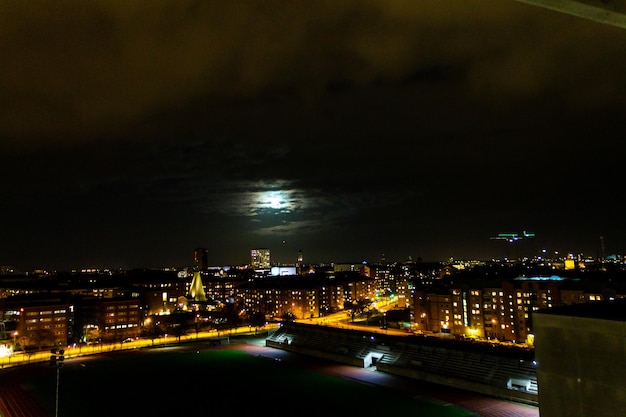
xmin=1 ymin=1 xmax=625 ymax=272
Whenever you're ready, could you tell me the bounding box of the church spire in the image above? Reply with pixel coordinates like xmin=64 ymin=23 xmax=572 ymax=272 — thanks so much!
xmin=189 ymin=271 xmax=207 ymax=302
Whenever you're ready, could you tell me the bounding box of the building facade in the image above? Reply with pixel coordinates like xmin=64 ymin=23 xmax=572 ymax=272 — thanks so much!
xmin=251 ymin=248 xmax=271 ymax=269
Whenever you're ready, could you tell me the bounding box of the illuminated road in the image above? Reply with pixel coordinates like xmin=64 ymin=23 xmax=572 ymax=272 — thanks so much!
xmin=0 ymin=325 xmax=275 ymax=369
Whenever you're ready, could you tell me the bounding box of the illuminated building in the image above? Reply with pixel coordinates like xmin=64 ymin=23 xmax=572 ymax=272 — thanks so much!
xmin=239 ymin=276 xmax=325 ymax=320
xmin=136 ymin=274 xmax=188 ymax=316
xmin=194 ymin=248 xmax=209 ymax=271
xmin=297 ymin=249 xmax=303 ymax=275
xmin=251 ymin=248 xmax=271 ymax=270
xmin=179 ymin=271 xmax=217 ymax=312
xmin=188 ymin=271 xmax=207 ymax=302
xmin=95 ymin=297 xmax=142 ymax=342
xmin=0 ymin=296 xmax=70 ymax=347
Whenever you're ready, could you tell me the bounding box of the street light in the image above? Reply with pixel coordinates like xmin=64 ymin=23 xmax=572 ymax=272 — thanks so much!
xmin=50 ymin=348 xmax=65 ymax=417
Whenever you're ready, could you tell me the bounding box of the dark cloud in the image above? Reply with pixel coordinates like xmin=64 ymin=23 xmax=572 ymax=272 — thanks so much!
xmin=1 ymin=1 xmax=625 ymax=270
xmin=2 ymin=1 xmax=623 ymax=145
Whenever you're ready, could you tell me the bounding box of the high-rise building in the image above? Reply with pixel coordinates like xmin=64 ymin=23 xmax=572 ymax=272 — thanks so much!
xmin=194 ymin=248 xmax=209 ymax=271
xmin=297 ymin=249 xmax=303 ymax=275
xmin=251 ymin=248 xmax=270 ymax=269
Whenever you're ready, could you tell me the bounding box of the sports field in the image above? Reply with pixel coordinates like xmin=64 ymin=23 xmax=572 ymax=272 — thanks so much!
xmin=15 ymin=343 xmax=477 ymax=417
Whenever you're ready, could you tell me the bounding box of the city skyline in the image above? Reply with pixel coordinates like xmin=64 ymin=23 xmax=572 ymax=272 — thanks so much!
xmin=3 ymin=238 xmax=618 ymax=275
xmin=1 ymin=2 xmax=625 ymax=272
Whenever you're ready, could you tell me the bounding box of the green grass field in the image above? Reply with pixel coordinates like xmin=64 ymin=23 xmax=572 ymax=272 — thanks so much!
xmin=23 ymin=346 xmax=477 ymax=417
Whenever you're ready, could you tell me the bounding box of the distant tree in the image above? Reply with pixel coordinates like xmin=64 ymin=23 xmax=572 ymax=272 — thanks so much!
xmin=84 ymin=327 xmax=102 ymax=344
xmin=194 ymin=314 xmax=202 ymax=339
xmin=169 ymin=323 xmax=187 ymax=343
xmin=141 ymin=319 xmax=165 ymax=346
xmin=214 ymin=318 xmax=229 ymax=336
xmin=342 ymin=300 xmax=356 ymax=322
xmin=384 ymin=308 xmax=411 ymax=328
xmin=247 ymin=310 xmax=266 ymax=332
xmin=23 ymin=346 xmax=38 ymax=363
xmin=354 ymin=299 xmax=373 ymax=314
xmin=15 ymin=334 xmax=28 ymax=352
xmin=281 ymin=312 xmax=295 ymax=322
xmin=220 ymin=298 xmax=245 ymax=334
xmin=24 ymin=329 xmax=57 ymax=350
xmin=343 ymin=299 xmax=370 ymax=320
xmin=168 ymin=312 xmax=193 ymax=342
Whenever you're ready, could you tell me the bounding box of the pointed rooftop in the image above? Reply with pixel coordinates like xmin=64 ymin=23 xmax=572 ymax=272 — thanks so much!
xmin=188 ymin=271 xmax=207 ymax=302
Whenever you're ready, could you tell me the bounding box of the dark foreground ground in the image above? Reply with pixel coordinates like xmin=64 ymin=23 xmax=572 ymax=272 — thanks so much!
xmin=0 ymin=336 xmax=539 ymax=417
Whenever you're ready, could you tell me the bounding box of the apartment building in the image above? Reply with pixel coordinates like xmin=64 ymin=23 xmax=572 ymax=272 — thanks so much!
xmin=1 ymin=262 xmax=625 ymax=350
xmin=0 ymin=295 xmax=71 ymax=347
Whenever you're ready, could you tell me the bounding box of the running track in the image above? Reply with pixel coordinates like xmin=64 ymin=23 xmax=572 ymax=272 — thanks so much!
xmin=0 ymin=369 xmax=49 ymax=417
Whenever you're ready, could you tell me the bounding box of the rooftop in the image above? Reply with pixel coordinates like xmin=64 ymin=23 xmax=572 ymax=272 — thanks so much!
xmin=536 ymin=298 xmax=626 ymax=321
